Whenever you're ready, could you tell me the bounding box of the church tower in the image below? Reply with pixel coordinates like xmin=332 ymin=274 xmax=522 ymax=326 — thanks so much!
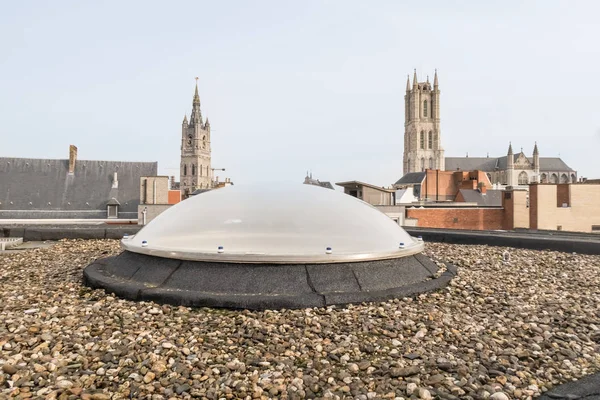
xmin=403 ymin=70 xmax=444 ymax=174
xmin=180 ymin=80 xmax=212 ymax=198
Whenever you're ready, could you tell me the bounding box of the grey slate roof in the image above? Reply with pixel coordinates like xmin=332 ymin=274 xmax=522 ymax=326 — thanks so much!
xmin=538 ymin=158 xmax=574 ymax=172
xmin=457 ymin=189 xmax=503 ymax=207
xmin=394 ymin=172 xmax=426 ymax=185
xmin=191 ymin=188 xmax=212 ymax=195
xmin=445 ymin=156 xmax=574 ymax=172
xmin=0 ymin=157 xmax=157 ymax=213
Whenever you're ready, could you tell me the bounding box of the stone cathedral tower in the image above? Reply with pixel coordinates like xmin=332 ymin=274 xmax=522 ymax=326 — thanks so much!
xmin=403 ymin=70 xmax=444 ymax=174
xmin=180 ymin=81 xmax=212 ymax=198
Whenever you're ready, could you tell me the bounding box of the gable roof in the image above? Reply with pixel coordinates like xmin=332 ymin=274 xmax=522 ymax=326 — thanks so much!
xmin=0 ymin=157 xmax=157 ymax=212
xmin=445 ymin=155 xmax=575 ymax=172
xmin=394 ymin=172 xmax=426 ymax=185
xmin=538 ymin=158 xmax=574 ymax=172
xmin=445 ymin=157 xmax=499 ymax=171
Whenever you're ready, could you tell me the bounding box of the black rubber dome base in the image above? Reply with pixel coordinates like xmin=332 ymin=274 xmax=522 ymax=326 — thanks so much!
xmin=83 ymin=251 xmax=456 ymax=310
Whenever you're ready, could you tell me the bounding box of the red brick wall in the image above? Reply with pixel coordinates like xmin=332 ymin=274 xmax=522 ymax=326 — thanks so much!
xmin=502 ymin=191 xmax=513 ymax=230
xmin=168 ymin=190 xmax=181 ymax=205
xmin=422 ymin=170 xmax=458 ymax=201
xmin=406 ymin=208 xmax=505 ymax=230
xmin=556 ymin=184 xmax=570 ymax=207
xmin=530 ymin=185 xmax=538 ymax=229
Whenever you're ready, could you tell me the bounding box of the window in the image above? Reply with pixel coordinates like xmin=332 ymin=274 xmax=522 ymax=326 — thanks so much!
xmin=420 ymin=131 xmax=425 ymax=149
xmin=429 ymin=157 xmax=433 ymax=169
xmin=541 ymin=173 xmax=547 ymax=183
xmin=107 ymin=205 xmax=118 ymax=218
xmin=550 ymin=173 xmax=558 ymax=183
xmin=183 ymin=165 xmax=187 ymax=176
xmin=407 ymin=159 xmax=411 ymax=172
xmin=423 ymin=100 xmax=428 ymax=117
xmin=518 ymin=171 xmax=528 ymax=185
xmin=592 ymin=225 xmax=600 ymax=232
xmin=420 ymin=157 xmax=425 ymax=171
xmin=200 ymin=164 xmax=203 ymax=177
xmin=428 ymin=131 xmax=433 ymax=149
xmin=560 ymin=173 xmax=568 ymax=183
xmin=571 ymin=174 xmax=576 ymax=183
xmin=192 ymin=164 xmax=196 ymax=175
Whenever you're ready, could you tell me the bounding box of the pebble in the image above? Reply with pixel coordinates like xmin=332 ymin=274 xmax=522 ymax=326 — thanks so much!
xmin=2 ymin=365 xmax=17 ymax=375
xmin=0 ymin=240 xmax=598 ymax=399
xmin=406 ymin=382 xmax=418 ymax=396
xmin=56 ymin=380 xmax=73 ymax=389
xmin=143 ymin=371 xmax=155 ymax=383
xmin=418 ymin=387 xmax=432 ymax=400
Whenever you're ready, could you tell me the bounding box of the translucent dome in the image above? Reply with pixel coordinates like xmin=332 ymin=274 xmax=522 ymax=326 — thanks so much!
xmin=123 ymin=184 xmax=423 ymax=263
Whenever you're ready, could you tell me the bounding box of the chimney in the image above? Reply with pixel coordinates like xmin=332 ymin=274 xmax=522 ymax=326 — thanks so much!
xmin=112 ymin=172 xmax=119 ymax=189
xmin=170 ymin=176 xmax=175 ymax=189
xmin=68 ymin=145 xmax=78 ymax=174
xmin=478 ymin=181 xmax=487 ymax=194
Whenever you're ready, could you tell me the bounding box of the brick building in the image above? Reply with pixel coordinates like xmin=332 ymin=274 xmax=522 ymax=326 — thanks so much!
xmin=405 ymin=183 xmax=600 ymax=233
xmin=393 ymin=169 xmax=499 ymax=205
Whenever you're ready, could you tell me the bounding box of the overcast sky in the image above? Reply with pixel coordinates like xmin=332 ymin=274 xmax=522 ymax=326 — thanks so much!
xmin=1 ymin=1 xmax=599 ymax=186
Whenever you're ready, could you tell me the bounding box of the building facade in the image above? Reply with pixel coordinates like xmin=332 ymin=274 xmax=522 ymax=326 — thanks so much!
xmin=180 ymin=82 xmax=212 ymax=198
xmin=403 ymin=70 xmax=445 ymax=174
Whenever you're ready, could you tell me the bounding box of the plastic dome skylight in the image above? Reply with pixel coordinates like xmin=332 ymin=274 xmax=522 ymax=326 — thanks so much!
xmin=122 ymin=184 xmax=423 ymax=263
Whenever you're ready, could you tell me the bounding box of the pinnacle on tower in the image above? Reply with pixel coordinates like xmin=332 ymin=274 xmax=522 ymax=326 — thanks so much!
xmin=427 ymin=75 xmax=430 ymax=83
xmin=190 ymin=78 xmax=203 ymax=125
xmin=406 ymin=75 xmax=410 ymax=92
xmin=413 ymin=69 xmax=418 ymax=89
xmin=508 ymin=142 xmax=513 ymax=155
xmin=533 ymin=142 xmax=539 ymax=155
xmin=193 ymin=78 xmax=200 ymax=105
xmin=182 ymin=114 xmax=188 ymax=124
xmin=434 ymin=69 xmax=439 ymax=89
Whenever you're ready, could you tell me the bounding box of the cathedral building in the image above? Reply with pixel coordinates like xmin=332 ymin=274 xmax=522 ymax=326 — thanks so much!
xmin=180 ymin=82 xmax=212 ymax=198
xmin=446 ymin=143 xmax=577 ymax=185
xmin=403 ymin=70 xmax=444 ymax=174
xmin=402 ymin=70 xmax=576 ymax=185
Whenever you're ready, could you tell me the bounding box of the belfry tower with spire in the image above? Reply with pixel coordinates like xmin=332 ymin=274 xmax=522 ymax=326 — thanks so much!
xmin=180 ymin=79 xmax=212 ymax=198
xmin=403 ymin=70 xmax=444 ymax=174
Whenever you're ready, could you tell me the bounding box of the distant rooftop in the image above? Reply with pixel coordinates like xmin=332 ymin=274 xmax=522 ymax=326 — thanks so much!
xmin=303 ymin=172 xmax=334 ymax=190
xmin=0 ymin=146 xmax=157 ymax=213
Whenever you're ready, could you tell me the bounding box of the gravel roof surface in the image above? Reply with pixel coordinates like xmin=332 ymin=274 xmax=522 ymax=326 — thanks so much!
xmin=1 ymin=240 xmax=599 ymax=400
